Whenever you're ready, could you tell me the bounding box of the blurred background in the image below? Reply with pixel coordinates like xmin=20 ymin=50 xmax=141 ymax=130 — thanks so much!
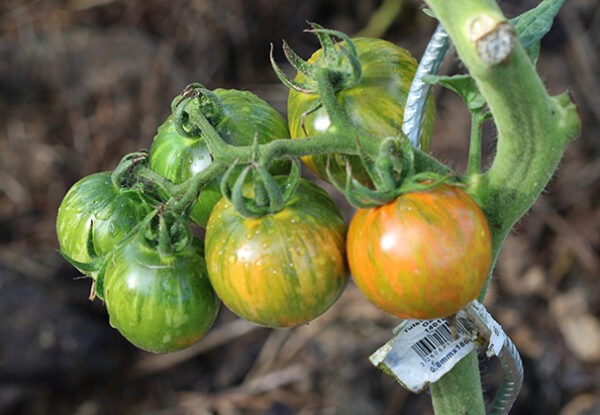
xmin=0 ymin=0 xmax=598 ymax=414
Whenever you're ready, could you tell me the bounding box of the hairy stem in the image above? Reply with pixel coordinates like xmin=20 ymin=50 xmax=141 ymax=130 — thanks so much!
xmin=429 ymin=351 xmax=485 ymax=415
xmin=424 ymin=0 xmax=580 ymax=413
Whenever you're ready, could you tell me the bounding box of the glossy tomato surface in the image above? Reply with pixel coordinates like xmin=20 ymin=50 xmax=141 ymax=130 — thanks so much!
xmin=150 ymin=89 xmax=290 ymax=227
xmin=205 ymin=178 xmax=348 ymax=327
xmin=56 ymin=172 xmax=152 ymax=266
xmin=288 ymin=38 xmax=435 ymax=184
xmin=347 ymin=183 xmax=492 ymax=319
xmin=104 ymin=234 xmax=219 ymax=353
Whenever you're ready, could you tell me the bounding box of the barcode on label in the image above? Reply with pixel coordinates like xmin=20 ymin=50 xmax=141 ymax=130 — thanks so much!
xmin=411 ymin=318 xmax=472 ymax=361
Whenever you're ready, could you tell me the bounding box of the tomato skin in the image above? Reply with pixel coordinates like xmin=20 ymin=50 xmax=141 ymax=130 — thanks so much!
xmin=288 ymin=38 xmax=435 ymax=184
xmin=204 ymin=178 xmax=349 ymax=328
xmin=149 ymin=89 xmax=290 ymax=227
xmin=104 ymin=235 xmax=220 ymax=353
xmin=346 ymin=184 xmax=492 ymax=319
xmin=56 ymin=172 xmax=152 ymax=266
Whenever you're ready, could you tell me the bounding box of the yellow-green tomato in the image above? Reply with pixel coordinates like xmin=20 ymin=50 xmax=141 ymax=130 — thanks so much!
xmin=205 ymin=178 xmax=349 ymax=328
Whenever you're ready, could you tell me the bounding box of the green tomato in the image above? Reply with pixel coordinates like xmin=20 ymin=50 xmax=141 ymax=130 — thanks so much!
xmin=287 ymin=38 xmax=435 ymax=185
xmin=103 ymin=234 xmax=220 ymax=353
xmin=56 ymin=172 xmax=152 ymax=267
xmin=205 ymin=178 xmax=349 ymax=328
xmin=149 ymin=89 xmax=290 ymax=227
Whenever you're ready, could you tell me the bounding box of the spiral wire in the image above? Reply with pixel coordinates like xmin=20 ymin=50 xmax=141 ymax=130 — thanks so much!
xmin=466 ymin=304 xmax=524 ymax=415
xmin=401 ymin=23 xmax=450 ymax=147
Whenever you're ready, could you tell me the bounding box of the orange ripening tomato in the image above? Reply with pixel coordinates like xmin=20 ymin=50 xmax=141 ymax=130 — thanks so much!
xmin=346 ymin=183 xmax=492 ymax=319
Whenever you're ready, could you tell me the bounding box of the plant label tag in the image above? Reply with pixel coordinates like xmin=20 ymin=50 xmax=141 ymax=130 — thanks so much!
xmin=370 ymin=316 xmax=476 ymax=393
xmin=467 ymin=300 xmax=506 ymax=357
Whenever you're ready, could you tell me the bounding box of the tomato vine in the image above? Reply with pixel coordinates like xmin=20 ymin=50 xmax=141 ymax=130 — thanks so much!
xmin=56 ymin=1 xmax=580 ymax=414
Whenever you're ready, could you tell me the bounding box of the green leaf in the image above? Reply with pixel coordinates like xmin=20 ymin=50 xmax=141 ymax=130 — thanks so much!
xmin=423 ymin=74 xmax=486 ymax=111
xmin=511 ymin=0 xmax=565 ymax=64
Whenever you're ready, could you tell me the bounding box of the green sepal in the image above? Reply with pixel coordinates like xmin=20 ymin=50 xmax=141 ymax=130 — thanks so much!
xmin=280 ymin=157 xmax=301 ymax=205
xmin=93 ymin=261 xmax=108 ymax=301
xmin=254 ymin=164 xmax=284 ymax=212
xmin=270 ymin=44 xmax=317 ymax=94
xmin=306 ymin=22 xmax=337 ymax=62
xmin=282 ymin=39 xmax=316 ymax=77
xmin=85 ymin=220 xmax=98 ymax=259
xmin=59 ymin=250 xmax=103 ymax=275
xmin=157 ymin=214 xmax=173 ymax=258
xmin=231 ymin=165 xmax=268 ymax=218
xmin=143 ymin=209 xmax=192 ymax=257
xmin=306 ymin=23 xmax=362 ymax=91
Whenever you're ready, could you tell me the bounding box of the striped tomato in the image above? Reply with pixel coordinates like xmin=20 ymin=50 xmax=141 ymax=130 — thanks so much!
xmin=104 ymin=234 xmax=220 ymax=353
xmin=346 ymin=183 xmax=492 ymax=319
xmin=149 ymin=89 xmax=290 ymax=227
xmin=56 ymin=172 xmax=152 ymax=267
xmin=205 ymin=178 xmax=348 ymax=328
xmin=287 ymin=38 xmax=435 ymax=184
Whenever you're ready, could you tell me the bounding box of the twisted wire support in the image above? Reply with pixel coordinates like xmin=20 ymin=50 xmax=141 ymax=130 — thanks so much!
xmin=401 ymin=23 xmax=450 ymax=148
xmin=488 ymin=336 xmax=524 ymax=415
xmin=466 ymin=306 xmax=524 ymax=415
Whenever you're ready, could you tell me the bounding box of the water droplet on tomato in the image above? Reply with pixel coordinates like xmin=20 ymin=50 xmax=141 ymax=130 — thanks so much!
xmin=314 ymin=256 xmax=326 ymax=266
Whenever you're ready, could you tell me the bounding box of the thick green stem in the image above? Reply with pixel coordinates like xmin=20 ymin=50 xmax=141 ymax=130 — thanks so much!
xmin=424 ymin=1 xmax=580 ymax=413
xmin=430 ymin=351 xmax=485 ymax=415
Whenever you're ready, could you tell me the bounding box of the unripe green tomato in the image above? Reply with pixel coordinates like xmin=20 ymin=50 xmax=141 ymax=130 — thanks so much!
xmin=56 ymin=172 xmax=152 ymax=267
xmin=149 ymin=89 xmax=290 ymax=227
xmin=288 ymin=38 xmax=435 ymax=185
xmin=103 ymin=234 xmax=220 ymax=353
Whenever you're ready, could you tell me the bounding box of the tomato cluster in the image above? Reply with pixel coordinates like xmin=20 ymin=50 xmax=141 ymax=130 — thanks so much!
xmin=57 ymin=32 xmax=493 ymax=354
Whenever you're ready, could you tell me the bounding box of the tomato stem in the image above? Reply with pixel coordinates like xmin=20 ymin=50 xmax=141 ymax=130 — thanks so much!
xmin=429 ymin=351 xmax=485 ymax=415
xmin=466 ymin=110 xmax=485 ymax=176
xmin=424 ymin=0 xmax=581 ymax=413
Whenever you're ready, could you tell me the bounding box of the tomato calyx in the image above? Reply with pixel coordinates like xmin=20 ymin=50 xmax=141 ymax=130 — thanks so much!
xmin=171 ymin=83 xmax=225 ymax=139
xmin=143 ymin=208 xmax=193 ymax=258
xmin=327 ymin=135 xmax=459 ymax=208
xmin=271 ymin=23 xmax=362 ymax=96
xmin=220 ymin=146 xmax=301 ymax=219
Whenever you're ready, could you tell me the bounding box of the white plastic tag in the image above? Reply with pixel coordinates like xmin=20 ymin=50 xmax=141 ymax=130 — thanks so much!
xmin=467 ymin=301 xmax=506 ymax=357
xmin=370 ymin=300 xmax=507 ymax=393
xmin=370 ymin=316 xmax=476 ymax=393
